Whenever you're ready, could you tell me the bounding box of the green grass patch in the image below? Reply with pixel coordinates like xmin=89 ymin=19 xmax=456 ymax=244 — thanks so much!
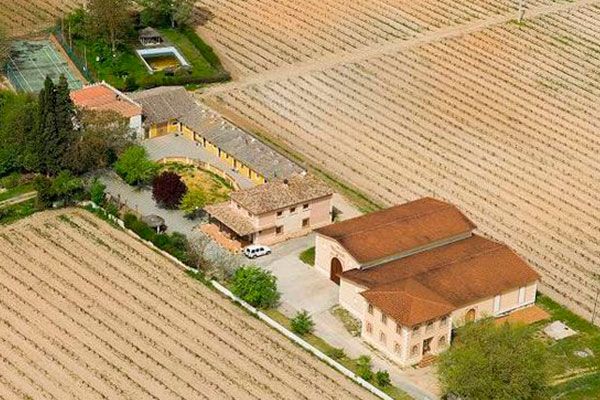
xmin=58 ymin=26 xmax=229 ymax=90
xmin=0 ymin=183 xmax=34 ymax=202
xmin=532 ymin=295 xmax=600 ymax=399
xmin=0 ymin=199 xmax=37 ymax=225
xmin=299 ymin=247 xmax=315 ymax=266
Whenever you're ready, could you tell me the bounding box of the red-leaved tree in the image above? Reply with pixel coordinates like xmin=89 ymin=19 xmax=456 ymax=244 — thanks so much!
xmin=152 ymin=171 xmax=187 ymax=209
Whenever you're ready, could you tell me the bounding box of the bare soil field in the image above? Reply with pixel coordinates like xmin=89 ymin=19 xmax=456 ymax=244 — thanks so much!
xmin=1 ymin=0 xmax=83 ymax=37
xmin=0 ymin=209 xmax=377 ymax=400
xmin=195 ymin=0 xmax=574 ymax=76
xmin=199 ymin=0 xmax=600 ymax=324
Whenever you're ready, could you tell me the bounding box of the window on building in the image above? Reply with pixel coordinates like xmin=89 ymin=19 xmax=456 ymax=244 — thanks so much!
xmin=394 ymin=343 xmax=401 ymax=354
xmin=438 ymin=336 xmax=447 ymax=348
xmin=440 ymin=316 xmax=449 ymax=326
xmin=368 ymin=304 xmax=374 ymax=315
xmin=302 ymin=218 xmax=310 ymax=228
xmin=276 ymin=226 xmax=283 ymax=235
xmin=303 ymin=203 xmax=309 ymax=209
xmin=381 ymin=314 xmax=387 ymax=325
xmin=366 ymin=323 xmax=372 ymax=334
xmin=290 ymin=207 xmax=296 ymax=213
xmin=426 ymin=321 xmax=434 ymax=331
xmin=379 ymin=332 xmax=386 ymax=344
xmin=411 ymin=345 xmax=420 ymax=357
xmin=276 ymin=211 xmax=283 ymax=217
xmin=412 ymin=325 xmax=420 ymax=335
xmin=396 ymin=324 xmax=402 ymax=334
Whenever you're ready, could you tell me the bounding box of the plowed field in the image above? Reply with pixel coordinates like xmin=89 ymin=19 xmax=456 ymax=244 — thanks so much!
xmin=198 ymin=0 xmax=600 ymax=323
xmin=0 ymin=209 xmax=377 ymax=400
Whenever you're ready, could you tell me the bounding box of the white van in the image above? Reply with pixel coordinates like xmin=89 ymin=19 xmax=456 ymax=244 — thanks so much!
xmin=243 ymin=245 xmax=272 ymax=259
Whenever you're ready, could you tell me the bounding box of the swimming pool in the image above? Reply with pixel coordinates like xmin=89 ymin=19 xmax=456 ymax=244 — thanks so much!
xmin=136 ymin=47 xmax=190 ymax=73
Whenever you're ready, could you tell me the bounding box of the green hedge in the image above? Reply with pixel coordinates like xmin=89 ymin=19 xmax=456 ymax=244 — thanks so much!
xmin=123 ymin=213 xmax=190 ymax=263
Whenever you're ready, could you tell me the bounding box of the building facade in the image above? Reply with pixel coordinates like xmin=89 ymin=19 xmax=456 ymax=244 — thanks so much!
xmin=70 ymin=82 xmax=143 ymax=138
xmin=314 ymin=198 xmax=540 ymax=366
xmin=205 ymin=174 xmax=334 ymax=246
xmin=130 ymin=86 xmax=303 ymax=185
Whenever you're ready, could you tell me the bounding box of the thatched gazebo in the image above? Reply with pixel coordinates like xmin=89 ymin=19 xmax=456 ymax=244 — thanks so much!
xmin=139 ymin=27 xmax=163 ymax=46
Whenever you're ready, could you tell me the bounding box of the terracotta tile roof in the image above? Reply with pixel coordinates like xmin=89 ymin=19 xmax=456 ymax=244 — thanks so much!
xmin=231 ymin=174 xmax=333 ymax=215
xmin=344 ymin=235 xmax=540 ymax=326
xmin=362 ymin=280 xmax=455 ymax=327
xmin=204 ymin=202 xmax=257 ymax=236
xmin=71 ymin=83 xmax=142 ymax=118
xmin=316 ymin=198 xmax=476 ymax=264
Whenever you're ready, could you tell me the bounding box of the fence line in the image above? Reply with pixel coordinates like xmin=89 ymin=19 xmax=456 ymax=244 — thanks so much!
xmin=211 ymin=280 xmax=395 ymax=400
xmin=79 ymin=202 xmax=396 ymax=400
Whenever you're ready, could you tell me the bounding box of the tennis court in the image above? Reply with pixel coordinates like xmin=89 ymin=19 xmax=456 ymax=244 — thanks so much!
xmin=5 ymin=40 xmax=84 ymax=93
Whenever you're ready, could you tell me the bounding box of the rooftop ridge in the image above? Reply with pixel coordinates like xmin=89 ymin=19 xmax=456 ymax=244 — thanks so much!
xmin=337 ymin=200 xmax=455 ymax=241
xmin=365 ymin=237 xmax=505 ymax=288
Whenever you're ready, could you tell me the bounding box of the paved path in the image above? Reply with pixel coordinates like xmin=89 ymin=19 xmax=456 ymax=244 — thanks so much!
xmin=0 ymin=191 xmax=37 ymax=209
xmin=258 ymin=236 xmax=439 ymax=400
xmin=98 ymin=171 xmax=200 ymax=237
xmin=143 ymin=134 xmax=255 ymax=189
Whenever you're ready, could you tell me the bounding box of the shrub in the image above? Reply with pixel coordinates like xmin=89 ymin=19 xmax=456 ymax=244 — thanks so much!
xmin=374 ymin=370 xmax=391 ymax=387
xmin=33 ymin=176 xmax=53 ymax=209
xmin=123 ymin=212 xmax=137 ymax=228
xmin=152 ymin=171 xmax=187 ymax=209
xmin=122 ymin=212 xmax=190 ymax=263
xmin=114 ymin=145 xmax=158 ymax=186
xmin=356 ymin=355 xmax=373 ymax=381
xmin=90 ymin=178 xmax=106 ymax=205
xmin=325 ymin=347 xmax=346 ymax=360
xmin=179 ymin=188 xmax=209 ymax=214
xmin=231 ymin=266 xmax=280 ymax=309
xmin=0 ymin=172 xmax=21 ymax=189
xmin=291 ymin=310 xmax=315 ymax=336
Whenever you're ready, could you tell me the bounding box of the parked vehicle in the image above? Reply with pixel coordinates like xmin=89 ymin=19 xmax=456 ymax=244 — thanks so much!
xmin=243 ymin=245 xmax=271 ymax=259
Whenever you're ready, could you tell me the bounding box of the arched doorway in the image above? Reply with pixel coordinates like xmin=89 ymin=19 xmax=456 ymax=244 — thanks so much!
xmin=330 ymin=257 xmax=343 ymax=284
xmin=466 ymin=308 xmax=476 ymax=323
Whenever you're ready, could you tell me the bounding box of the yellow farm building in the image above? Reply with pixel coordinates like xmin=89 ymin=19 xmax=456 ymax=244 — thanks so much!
xmin=130 ymin=87 xmax=302 ymax=184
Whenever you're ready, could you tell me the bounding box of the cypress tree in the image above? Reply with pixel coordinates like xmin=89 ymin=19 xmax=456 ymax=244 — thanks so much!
xmin=55 ymin=75 xmax=74 ymax=134
xmin=29 ymin=75 xmax=75 ymax=175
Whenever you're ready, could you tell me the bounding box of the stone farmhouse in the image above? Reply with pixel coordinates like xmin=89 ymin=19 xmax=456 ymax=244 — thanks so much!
xmin=130 ymin=86 xmax=302 ymax=185
xmin=70 ymin=82 xmax=143 ymax=138
xmin=205 ymin=173 xmax=333 ymax=246
xmin=314 ymin=198 xmax=540 ymax=366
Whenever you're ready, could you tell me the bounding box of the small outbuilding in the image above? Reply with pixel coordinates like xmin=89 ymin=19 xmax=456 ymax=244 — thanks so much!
xmin=139 ymin=27 xmax=163 ymax=46
xmin=141 ymin=214 xmax=166 ymax=233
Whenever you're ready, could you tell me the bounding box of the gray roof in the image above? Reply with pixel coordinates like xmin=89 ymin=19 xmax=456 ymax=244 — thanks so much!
xmin=230 ymin=173 xmax=333 ymax=214
xmin=130 ymin=87 xmax=303 ymax=180
xmin=139 ymin=27 xmax=162 ymax=39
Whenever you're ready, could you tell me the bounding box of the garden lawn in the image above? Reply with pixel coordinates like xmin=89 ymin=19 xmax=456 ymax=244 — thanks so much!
xmin=533 ymin=295 xmax=600 ymax=399
xmin=299 ymin=246 xmax=315 ymax=266
xmin=66 ymin=28 xmax=226 ymax=90
xmin=0 ymin=199 xmax=37 ymax=225
xmin=161 ymin=162 xmax=232 ymax=205
xmin=0 ymin=182 xmax=34 ymax=202
xmin=159 ymin=28 xmax=217 ymax=76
